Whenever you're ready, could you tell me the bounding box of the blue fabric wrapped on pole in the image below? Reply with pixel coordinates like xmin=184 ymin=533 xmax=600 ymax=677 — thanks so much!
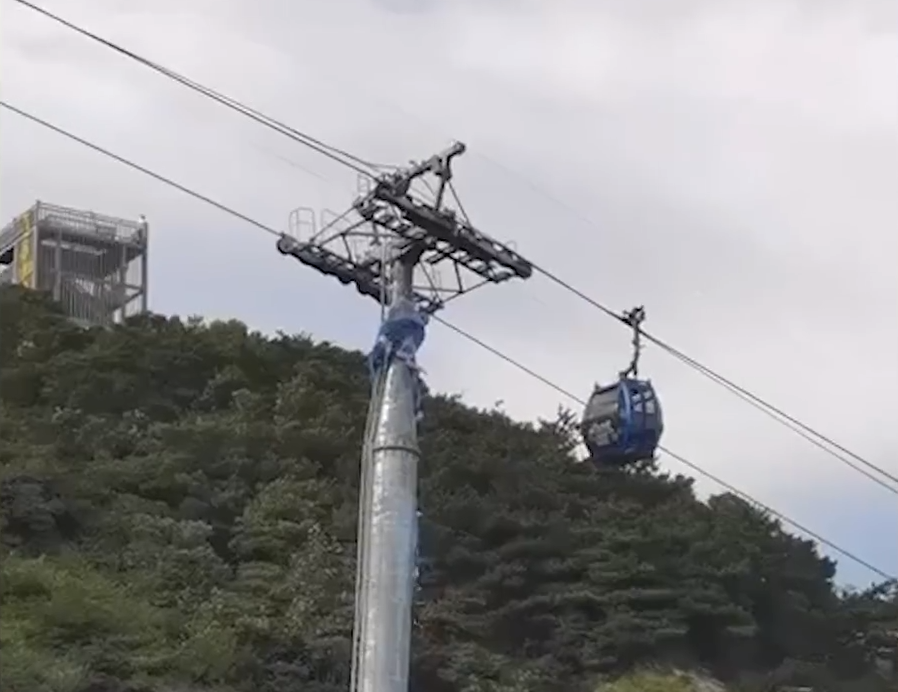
xmin=367 ymin=297 xmax=428 ymax=418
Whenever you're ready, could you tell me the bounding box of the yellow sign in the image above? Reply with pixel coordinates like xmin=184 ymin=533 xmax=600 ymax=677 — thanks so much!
xmin=15 ymin=210 xmax=35 ymax=288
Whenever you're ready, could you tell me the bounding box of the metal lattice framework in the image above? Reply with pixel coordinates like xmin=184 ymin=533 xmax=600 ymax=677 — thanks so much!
xmin=0 ymin=201 xmax=148 ymax=327
xmin=278 ymin=142 xmax=532 ymax=314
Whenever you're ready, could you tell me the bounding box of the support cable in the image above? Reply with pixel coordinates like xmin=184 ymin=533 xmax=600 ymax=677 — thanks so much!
xmin=537 ymin=263 xmax=898 ymax=493
xmin=442 ymin=135 xmax=898 ymax=491
xmin=431 ymin=316 xmax=896 ymax=582
xmin=3 ymin=99 xmax=891 ymax=582
xmin=454 ymin=166 xmax=896 ymax=492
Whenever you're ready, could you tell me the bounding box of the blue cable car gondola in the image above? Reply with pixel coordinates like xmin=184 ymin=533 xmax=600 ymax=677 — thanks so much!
xmin=581 ymin=307 xmax=664 ymax=467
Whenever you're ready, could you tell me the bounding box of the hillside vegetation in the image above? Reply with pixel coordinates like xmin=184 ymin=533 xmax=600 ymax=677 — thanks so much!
xmin=0 ymin=285 xmax=895 ymax=692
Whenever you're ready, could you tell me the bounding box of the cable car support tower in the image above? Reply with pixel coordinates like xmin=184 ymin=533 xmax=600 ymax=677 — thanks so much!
xmin=277 ymin=142 xmax=533 ymax=692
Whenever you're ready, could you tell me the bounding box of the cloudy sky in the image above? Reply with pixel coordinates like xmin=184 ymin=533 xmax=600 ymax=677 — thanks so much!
xmin=2 ymin=0 xmax=896 ymax=586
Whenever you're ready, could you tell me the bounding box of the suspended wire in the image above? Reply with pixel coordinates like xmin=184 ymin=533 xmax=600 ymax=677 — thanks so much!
xmin=431 ymin=317 xmax=895 ymax=582
xmin=655 ymin=346 xmax=898 ymax=494
xmin=11 ymin=0 xmax=388 ymax=178
xmin=454 ymin=183 xmax=894 ymax=489
xmin=458 ymin=174 xmax=895 ymax=489
xmin=530 ymin=264 xmax=898 ymax=492
xmin=3 ymin=103 xmax=892 ymax=581
xmin=452 ymin=152 xmax=898 ymax=489
xmin=644 ymin=337 xmax=898 ymax=488
xmin=444 ymin=122 xmax=895 ymax=493
xmin=448 ymin=153 xmax=897 ymax=490
xmin=16 ymin=0 xmax=895 ymax=493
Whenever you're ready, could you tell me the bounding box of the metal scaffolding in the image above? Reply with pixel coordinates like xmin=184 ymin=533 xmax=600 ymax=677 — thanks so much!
xmin=0 ymin=201 xmax=148 ymax=327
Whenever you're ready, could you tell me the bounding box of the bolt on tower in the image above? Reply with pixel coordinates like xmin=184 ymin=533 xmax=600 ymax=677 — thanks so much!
xmin=278 ymin=142 xmax=533 ymax=692
xmin=0 ymin=201 xmax=148 ymax=327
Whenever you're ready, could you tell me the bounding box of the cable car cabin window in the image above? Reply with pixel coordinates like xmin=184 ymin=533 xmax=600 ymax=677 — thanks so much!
xmin=581 ymin=384 xmax=623 ymax=460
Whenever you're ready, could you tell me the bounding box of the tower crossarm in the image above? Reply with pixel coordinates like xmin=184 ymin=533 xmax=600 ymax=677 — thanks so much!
xmin=276 ymin=234 xmax=443 ymax=313
xmin=279 ymin=141 xmax=533 ymax=314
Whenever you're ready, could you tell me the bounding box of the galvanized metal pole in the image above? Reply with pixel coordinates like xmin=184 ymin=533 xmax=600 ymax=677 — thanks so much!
xmin=354 ymin=250 xmax=421 ymax=692
xmin=278 ymin=142 xmax=531 ymax=692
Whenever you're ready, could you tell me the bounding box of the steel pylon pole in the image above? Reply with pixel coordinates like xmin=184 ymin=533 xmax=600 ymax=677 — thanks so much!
xmin=353 ymin=249 xmax=421 ymax=692
xmin=280 ymin=143 xmax=533 ymax=692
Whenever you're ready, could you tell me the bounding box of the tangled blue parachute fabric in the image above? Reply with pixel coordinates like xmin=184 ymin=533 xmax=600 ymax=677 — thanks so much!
xmin=366 ymin=296 xmax=428 ymax=420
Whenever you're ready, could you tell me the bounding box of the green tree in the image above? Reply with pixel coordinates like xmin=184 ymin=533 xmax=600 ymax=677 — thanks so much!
xmin=0 ymin=285 xmax=891 ymax=692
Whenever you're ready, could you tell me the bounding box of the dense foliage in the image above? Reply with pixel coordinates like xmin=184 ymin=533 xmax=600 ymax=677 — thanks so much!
xmin=0 ymin=285 xmax=895 ymax=692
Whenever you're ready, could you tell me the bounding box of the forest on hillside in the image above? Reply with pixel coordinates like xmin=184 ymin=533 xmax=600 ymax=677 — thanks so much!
xmin=0 ymin=285 xmax=895 ymax=692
